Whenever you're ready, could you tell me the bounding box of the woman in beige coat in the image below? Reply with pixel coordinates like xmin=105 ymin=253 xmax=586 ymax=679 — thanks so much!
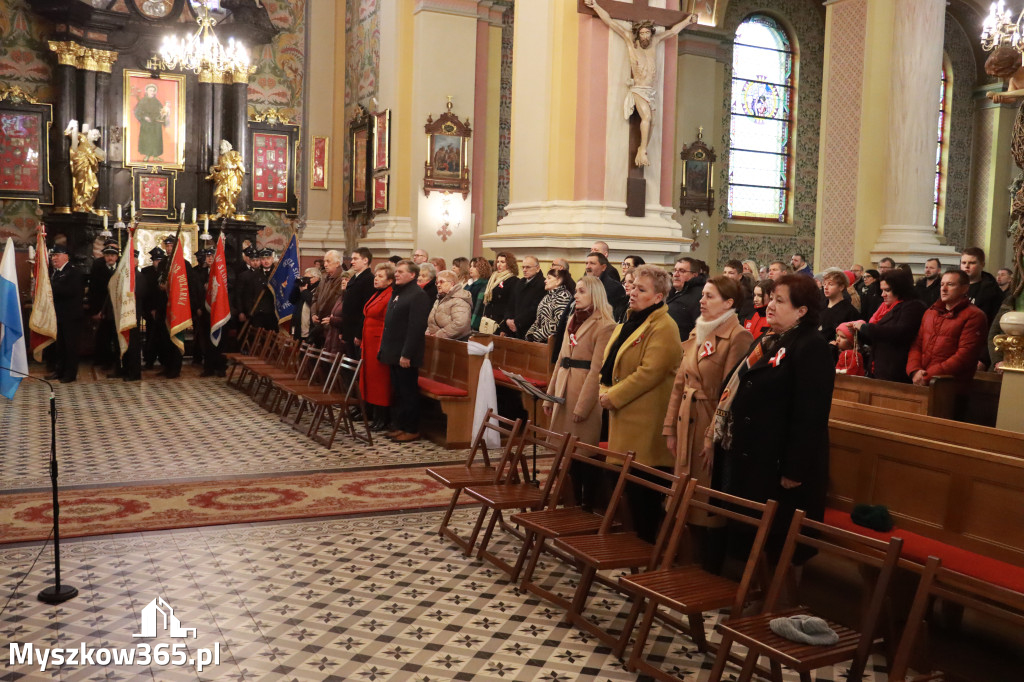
xmin=426 ymin=270 xmax=473 ymax=340
xmin=544 ymin=275 xmax=616 ymax=445
xmin=599 ymin=264 xmax=683 ymax=541
xmin=664 ymin=276 xmax=752 ymax=542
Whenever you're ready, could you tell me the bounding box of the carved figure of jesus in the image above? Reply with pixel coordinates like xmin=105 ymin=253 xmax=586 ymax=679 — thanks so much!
xmin=587 ymin=0 xmax=697 ymax=166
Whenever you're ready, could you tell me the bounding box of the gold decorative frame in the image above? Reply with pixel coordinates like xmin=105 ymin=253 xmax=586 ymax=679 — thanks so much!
xmin=122 ymin=69 xmax=187 ymax=169
xmin=0 ymin=85 xmax=54 ymax=205
xmin=423 ymin=101 xmax=470 ymax=199
xmin=310 ymin=135 xmax=329 ymax=190
xmin=373 ymin=175 xmax=389 ymax=213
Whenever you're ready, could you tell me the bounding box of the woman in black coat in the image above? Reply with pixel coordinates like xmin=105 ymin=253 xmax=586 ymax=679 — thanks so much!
xmin=850 ymin=269 xmax=925 ymax=382
xmin=711 ymin=274 xmax=835 ymax=561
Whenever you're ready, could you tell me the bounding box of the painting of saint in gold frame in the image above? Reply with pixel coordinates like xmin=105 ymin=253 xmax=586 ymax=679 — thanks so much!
xmin=123 ymin=70 xmax=186 ymax=169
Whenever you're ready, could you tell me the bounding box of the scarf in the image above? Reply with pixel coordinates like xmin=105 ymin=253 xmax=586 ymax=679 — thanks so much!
xmin=694 ymin=309 xmax=737 ymax=351
xmin=712 ymin=323 xmax=800 ymax=450
xmin=600 ymin=302 xmax=663 ymax=387
xmin=868 ymin=299 xmax=900 ymax=325
xmin=483 ymin=270 xmax=512 ymax=304
xmin=568 ymin=306 xmax=594 ymax=336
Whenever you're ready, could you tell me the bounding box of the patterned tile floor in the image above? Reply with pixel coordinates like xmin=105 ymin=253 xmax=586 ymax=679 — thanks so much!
xmin=0 ymin=510 xmax=886 ymax=681
xmin=0 ymin=374 xmax=464 ymax=492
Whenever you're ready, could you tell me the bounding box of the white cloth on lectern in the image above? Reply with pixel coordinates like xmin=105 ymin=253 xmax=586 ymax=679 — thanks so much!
xmin=467 ymin=340 xmax=499 ymax=449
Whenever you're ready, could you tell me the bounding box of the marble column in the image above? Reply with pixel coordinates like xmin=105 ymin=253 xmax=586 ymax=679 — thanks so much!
xmin=196 ymin=73 xmax=215 ymax=219
xmin=869 ymin=0 xmax=960 ymax=268
xmin=48 ymin=41 xmax=80 ymax=214
xmin=230 ymin=77 xmax=251 ymax=219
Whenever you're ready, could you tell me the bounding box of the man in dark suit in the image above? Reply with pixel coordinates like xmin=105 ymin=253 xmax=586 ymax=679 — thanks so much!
xmin=585 ymin=252 xmax=627 ymax=320
xmin=340 ymin=246 xmax=375 ymax=357
xmin=379 ymin=260 xmax=431 ymax=442
xmin=88 ymin=240 xmax=120 ymax=371
xmin=48 ymin=244 xmax=85 ymax=383
xmin=503 ymin=255 xmax=546 ymax=339
xmin=139 ymin=247 xmax=165 ymax=370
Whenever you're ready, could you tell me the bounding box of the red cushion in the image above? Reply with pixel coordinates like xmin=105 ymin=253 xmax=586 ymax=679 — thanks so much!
xmin=824 ymin=508 xmax=1024 ymax=593
xmin=493 ymin=369 xmax=547 ymax=389
xmin=417 ymin=377 xmax=468 ymax=398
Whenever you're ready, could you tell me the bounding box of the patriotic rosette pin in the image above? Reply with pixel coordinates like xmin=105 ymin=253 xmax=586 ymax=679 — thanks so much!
xmin=699 ymin=340 xmax=714 ymax=359
xmin=769 ymin=347 xmax=786 ymax=367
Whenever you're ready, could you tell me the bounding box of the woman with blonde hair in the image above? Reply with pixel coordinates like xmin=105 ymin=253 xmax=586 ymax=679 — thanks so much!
xmin=480 ymin=252 xmax=518 ymax=334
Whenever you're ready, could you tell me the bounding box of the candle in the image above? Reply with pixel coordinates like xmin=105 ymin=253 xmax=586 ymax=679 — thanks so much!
xmin=130 ymin=200 xmax=135 ymax=218
xmin=204 ymin=217 xmax=209 ymax=232
xmin=180 ymin=203 xmax=185 ymax=216
xmin=192 ymin=208 xmax=197 ymax=224
xmin=103 ymin=215 xmax=108 ymax=229
xmin=117 ymin=204 xmax=122 ymax=220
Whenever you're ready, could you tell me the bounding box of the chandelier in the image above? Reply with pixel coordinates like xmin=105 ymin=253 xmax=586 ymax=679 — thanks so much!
xmin=157 ymin=0 xmax=250 ymax=75
xmin=981 ymin=1 xmax=1024 ymax=52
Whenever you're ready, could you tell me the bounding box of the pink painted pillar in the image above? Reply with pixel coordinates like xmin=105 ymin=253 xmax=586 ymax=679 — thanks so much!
xmin=660 ymin=0 xmax=680 ymax=209
xmin=471 ymin=17 xmax=490 ymax=257
xmin=574 ymin=13 xmax=609 ymax=201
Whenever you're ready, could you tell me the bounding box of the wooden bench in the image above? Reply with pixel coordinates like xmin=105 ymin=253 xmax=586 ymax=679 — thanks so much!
xmin=484 ymin=334 xmax=557 ymax=427
xmin=418 ymin=335 xmax=483 ymax=449
xmin=832 ymin=373 xmax=957 ymax=419
xmin=826 ymin=405 xmax=1024 ymax=592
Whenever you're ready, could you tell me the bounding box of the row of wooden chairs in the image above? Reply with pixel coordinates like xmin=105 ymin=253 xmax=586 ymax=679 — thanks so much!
xmin=222 ymin=328 xmax=372 ymax=449
xmin=427 ymin=411 xmax=1023 ymax=681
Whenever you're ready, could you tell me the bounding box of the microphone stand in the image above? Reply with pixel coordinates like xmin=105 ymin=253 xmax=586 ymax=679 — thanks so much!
xmin=2 ymin=367 xmax=78 ymax=603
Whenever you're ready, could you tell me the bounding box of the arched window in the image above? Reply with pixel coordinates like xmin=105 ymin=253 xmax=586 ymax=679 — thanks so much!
xmin=933 ymin=61 xmax=950 ymax=231
xmin=727 ymin=15 xmax=794 ymax=222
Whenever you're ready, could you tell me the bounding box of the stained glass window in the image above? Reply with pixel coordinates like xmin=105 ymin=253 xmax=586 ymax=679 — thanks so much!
xmin=727 ymin=15 xmax=793 ymax=222
xmin=933 ymin=64 xmax=949 ymax=231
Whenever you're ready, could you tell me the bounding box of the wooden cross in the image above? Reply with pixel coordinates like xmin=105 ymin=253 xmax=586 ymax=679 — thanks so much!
xmin=577 ymin=0 xmax=691 ymax=28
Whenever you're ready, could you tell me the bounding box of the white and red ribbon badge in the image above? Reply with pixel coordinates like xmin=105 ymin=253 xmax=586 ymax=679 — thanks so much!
xmin=569 ymin=333 xmax=578 ymax=347
xmin=768 ymin=347 xmax=786 ymax=367
xmin=699 ymin=340 xmax=714 ymax=359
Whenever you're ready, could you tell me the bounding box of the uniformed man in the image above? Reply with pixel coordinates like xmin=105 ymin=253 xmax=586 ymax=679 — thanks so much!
xmin=140 ymin=247 xmax=166 ymax=370
xmin=239 ymin=247 xmax=278 ymax=332
xmin=89 ymin=240 xmax=120 ymax=372
xmin=48 ymin=244 xmax=85 ymax=383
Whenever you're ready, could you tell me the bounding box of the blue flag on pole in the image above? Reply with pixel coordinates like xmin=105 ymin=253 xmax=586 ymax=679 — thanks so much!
xmin=0 ymin=237 xmax=28 ymax=399
xmin=268 ymin=234 xmax=300 ymax=324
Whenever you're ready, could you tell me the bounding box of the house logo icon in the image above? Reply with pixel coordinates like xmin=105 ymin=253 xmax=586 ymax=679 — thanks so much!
xmin=132 ymin=596 xmax=197 ymax=639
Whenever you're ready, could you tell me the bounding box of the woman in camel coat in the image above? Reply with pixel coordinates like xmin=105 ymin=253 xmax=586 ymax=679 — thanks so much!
xmin=545 ymin=275 xmax=616 ymax=445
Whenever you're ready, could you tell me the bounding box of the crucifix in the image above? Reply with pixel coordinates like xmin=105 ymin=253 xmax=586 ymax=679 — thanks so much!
xmin=581 ymin=0 xmax=697 ymax=216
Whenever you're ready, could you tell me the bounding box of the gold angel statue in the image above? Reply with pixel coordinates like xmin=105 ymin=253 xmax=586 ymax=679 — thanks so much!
xmin=65 ymin=120 xmax=105 ymax=213
xmin=206 ymin=139 xmax=245 ymax=219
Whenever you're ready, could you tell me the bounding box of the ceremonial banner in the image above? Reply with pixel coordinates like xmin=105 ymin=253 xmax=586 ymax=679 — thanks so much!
xmin=206 ymin=233 xmax=231 ymax=347
xmin=166 ymin=239 xmax=192 ymax=353
xmin=0 ymin=237 xmax=27 ymax=399
xmin=108 ymin=230 xmax=137 ymax=357
xmin=268 ymin=234 xmax=299 ymax=325
xmin=28 ymin=230 xmax=56 ymax=362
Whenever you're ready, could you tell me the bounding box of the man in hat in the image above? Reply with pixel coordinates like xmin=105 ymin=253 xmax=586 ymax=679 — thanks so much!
xmin=238 ymin=247 xmax=278 ymax=332
xmin=140 ymin=246 xmax=167 ymax=370
xmin=191 ymin=247 xmax=214 ymax=366
xmin=48 ymin=244 xmax=85 ymax=383
xmin=89 ymin=240 xmax=121 ymax=372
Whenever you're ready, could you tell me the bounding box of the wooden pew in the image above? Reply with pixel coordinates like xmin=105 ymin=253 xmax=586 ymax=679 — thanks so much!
xmin=832 ymin=373 xmax=957 ymax=419
xmin=417 ymin=335 xmax=483 ymax=449
xmin=484 ymin=334 xmax=557 ymax=428
xmin=827 ymin=409 xmax=1024 ymax=572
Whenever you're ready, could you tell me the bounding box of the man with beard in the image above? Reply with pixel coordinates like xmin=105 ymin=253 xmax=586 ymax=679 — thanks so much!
xmin=587 ymin=0 xmax=697 ymax=167
xmin=914 ymin=258 xmax=942 ymax=307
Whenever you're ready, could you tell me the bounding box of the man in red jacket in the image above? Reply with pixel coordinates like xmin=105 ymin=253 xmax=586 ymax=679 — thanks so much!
xmin=906 ymin=270 xmax=988 ymax=387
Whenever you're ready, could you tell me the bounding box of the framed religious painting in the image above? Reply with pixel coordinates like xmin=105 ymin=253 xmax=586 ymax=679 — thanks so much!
xmin=310 ymin=135 xmax=329 ymax=190
xmin=348 ymin=105 xmax=372 ymax=215
xmin=373 ymin=109 xmax=390 ymax=172
xmin=134 ymin=223 xmax=199 ymax=268
xmin=679 ymin=129 xmax=716 ymax=215
xmin=423 ymin=100 xmax=471 ymax=198
xmin=0 ymin=86 xmax=53 ymax=205
xmin=131 ymin=167 xmax=178 ymax=220
xmin=372 ymin=175 xmax=389 ymax=213
xmin=123 ymin=70 xmax=186 ymax=169
xmin=249 ymin=118 xmax=299 ymax=215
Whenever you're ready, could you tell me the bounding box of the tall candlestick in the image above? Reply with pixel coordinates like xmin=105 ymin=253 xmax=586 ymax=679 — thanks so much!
xmin=180 ymin=203 xmax=185 ymax=217
xmin=130 ymin=200 xmax=135 ymax=219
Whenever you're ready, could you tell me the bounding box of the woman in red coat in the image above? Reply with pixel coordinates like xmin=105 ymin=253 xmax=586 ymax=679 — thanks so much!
xmin=743 ymin=279 xmax=774 ymax=340
xmin=361 ymin=263 xmax=395 ymax=431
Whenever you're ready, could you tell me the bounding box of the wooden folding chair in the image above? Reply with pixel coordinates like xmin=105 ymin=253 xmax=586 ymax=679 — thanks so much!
xmin=426 ymin=410 xmax=525 ymax=553
xmin=708 ymin=510 xmax=904 ymax=682
xmin=514 ymin=441 xmax=635 ymax=597
xmin=306 ymin=355 xmax=372 ymax=448
xmin=461 ymin=424 xmax=574 ymax=568
xmin=620 ymin=480 xmax=777 ymax=676
xmin=250 ymin=340 xmax=306 ymax=407
xmin=280 ymin=350 xmax=340 ymax=428
xmin=890 ymin=555 xmax=1024 ymax=681
xmin=223 ymin=326 xmax=266 ymax=368
xmin=549 ymin=462 xmax=682 ymax=648
xmin=229 ymin=331 xmax=288 ymax=392
xmin=224 ymin=327 xmax=273 ymax=386
xmin=265 ymin=344 xmax=322 ymax=414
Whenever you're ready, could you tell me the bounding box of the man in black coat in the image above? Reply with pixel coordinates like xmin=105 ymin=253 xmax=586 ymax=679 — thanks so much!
xmin=914 ymin=258 xmax=942 ymax=308
xmin=584 ymin=252 xmax=627 ymax=320
xmin=960 ymin=247 xmax=1004 ymax=326
xmin=88 ymin=241 xmax=120 ymax=371
xmin=138 ymin=247 xmax=164 ymax=369
xmin=48 ymin=245 xmax=85 ymax=383
xmin=238 ymin=248 xmax=278 ymax=332
xmin=379 ymin=260 xmax=431 ymax=442
xmin=666 ymin=256 xmax=703 ymax=341
xmin=503 ymin=255 xmax=546 ymax=339
xmin=340 ymin=246 xmax=375 ymax=357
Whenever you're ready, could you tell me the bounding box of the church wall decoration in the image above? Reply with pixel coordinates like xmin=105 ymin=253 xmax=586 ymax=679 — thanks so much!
xmin=310 ymin=135 xmax=329 ymax=190
xmin=348 ymin=104 xmax=372 ymax=215
xmin=373 ymin=175 xmax=388 ymax=213
xmin=373 ymin=109 xmax=390 ymax=173
xmin=131 ymin=167 xmax=178 ymax=220
xmin=134 ymin=224 xmax=199 ymax=268
xmin=122 ymin=70 xmax=186 ymax=170
xmin=680 ymin=128 xmax=716 ymax=216
xmin=249 ymin=116 xmax=300 ymax=216
xmin=0 ymin=87 xmax=53 ymax=205
xmin=423 ymin=99 xmax=471 ymax=199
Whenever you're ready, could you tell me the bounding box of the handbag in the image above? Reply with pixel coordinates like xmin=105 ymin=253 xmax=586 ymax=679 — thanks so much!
xmin=479 ymin=316 xmax=499 ymax=335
